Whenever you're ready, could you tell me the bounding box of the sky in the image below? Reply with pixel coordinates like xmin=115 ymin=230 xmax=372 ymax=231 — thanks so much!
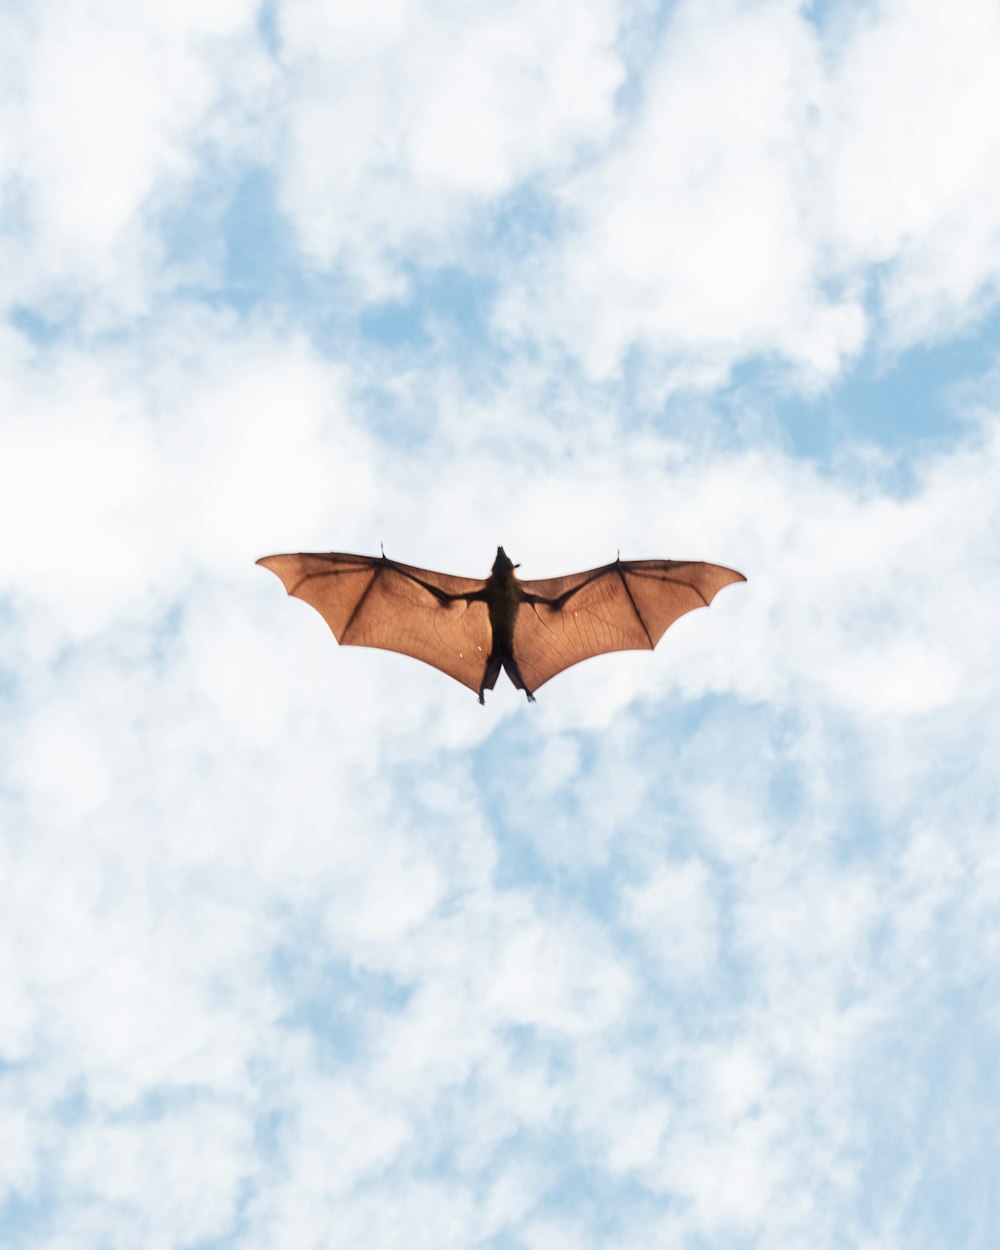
xmin=1 ymin=0 xmax=999 ymax=1246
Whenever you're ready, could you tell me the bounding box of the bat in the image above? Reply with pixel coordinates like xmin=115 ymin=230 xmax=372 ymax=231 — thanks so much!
xmin=257 ymin=546 xmax=745 ymax=703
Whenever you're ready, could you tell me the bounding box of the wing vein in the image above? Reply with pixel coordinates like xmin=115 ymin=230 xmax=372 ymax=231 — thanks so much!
xmin=618 ymin=566 xmax=654 ymax=647
xmin=659 ymin=574 xmax=710 ymax=607
xmin=286 ymin=567 xmax=364 ymax=597
xmin=554 ymin=567 xmax=607 ymax=607
xmin=342 ymin=565 xmax=381 ymax=640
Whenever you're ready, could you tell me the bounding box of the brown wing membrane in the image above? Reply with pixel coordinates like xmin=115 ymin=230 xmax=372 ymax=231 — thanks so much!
xmin=257 ymin=552 xmax=491 ymax=693
xmin=514 ymin=559 xmax=745 ymax=693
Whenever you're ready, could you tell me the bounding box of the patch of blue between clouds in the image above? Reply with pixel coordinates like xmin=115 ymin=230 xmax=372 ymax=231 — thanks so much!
xmin=802 ymin=0 xmax=854 ymax=37
xmin=270 ymin=933 xmax=412 ymax=1064
xmin=214 ymin=167 xmax=510 ymax=429
xmin=255 ymin=0 xmax=281 ymax=58
xmin=8 ymin=306 xmax=65 ymax=346
xmin=0 ymin=1194 xmax=49 ymax=1246
xmin=218 ymin=168 xmax=310 ymax=314
xmin=514 ymin=1169 xmax=668 ymax=1243
xmin=216 ymin=166 xmax=502 ymax=343
xmin=716 ymin=304 xmax=1000 ymax=487
xmin=482 ymin=176 xmax=568 ymax=257
xmin=359 ymin=180 xmax=562 ymax=358
xmin=359 ymin=266 xmax=497 ymax=352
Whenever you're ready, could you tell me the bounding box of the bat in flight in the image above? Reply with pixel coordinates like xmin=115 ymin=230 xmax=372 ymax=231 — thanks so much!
xmin=257 ymin=547 xmax=745 ymax=703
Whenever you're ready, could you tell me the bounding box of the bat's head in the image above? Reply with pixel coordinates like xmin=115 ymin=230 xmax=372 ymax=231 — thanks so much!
xmin=492 ymin=546 xmax=519 ymax=576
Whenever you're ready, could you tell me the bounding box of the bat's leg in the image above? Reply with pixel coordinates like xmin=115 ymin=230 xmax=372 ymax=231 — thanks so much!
xmin=502 ymin=656 xmax=536 ymax=704
xmin=479 ymin=655 xmax=502 ymax=704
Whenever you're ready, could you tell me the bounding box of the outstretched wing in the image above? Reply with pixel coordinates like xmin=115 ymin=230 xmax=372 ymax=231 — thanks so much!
xmin=257 ymin=552 xmax=491 ymax=693
xmin=514 ymin=559 xmax=745 ymax=693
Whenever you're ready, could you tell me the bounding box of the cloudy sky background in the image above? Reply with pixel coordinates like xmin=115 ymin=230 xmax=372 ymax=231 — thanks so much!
xmin=2 ymin=0 xmax=999 ymax=1245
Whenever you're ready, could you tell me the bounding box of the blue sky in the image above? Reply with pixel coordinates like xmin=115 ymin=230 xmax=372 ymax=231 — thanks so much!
xmin=2 ymin=1 xmax=1000 ymax=1247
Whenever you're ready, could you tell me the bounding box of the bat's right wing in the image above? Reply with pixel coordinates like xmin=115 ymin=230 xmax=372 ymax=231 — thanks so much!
xmin=514 ymin=559 xmax=745 ymax=693
xmin=257 ymin=552 xmax=492 ymax=694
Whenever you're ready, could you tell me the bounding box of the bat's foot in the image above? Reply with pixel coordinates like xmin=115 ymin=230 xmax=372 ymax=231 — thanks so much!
xmin=478 ymin=692 xmax=486 ymax=705
xmin=525 ymin=692 xmax=536 ymax=704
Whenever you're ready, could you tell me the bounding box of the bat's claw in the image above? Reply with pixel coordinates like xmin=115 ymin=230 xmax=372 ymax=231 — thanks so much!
xmin=526 ymin=692 xmax=536 ymax=704
xmin=478 ymin=692 xmax=485 ymax=705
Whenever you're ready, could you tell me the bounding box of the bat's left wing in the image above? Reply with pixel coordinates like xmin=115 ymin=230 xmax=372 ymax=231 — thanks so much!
xmin=514 ymin=559 xmax=745 ymax=693
xmin=257 ymin=552 xmax=492 ymax=693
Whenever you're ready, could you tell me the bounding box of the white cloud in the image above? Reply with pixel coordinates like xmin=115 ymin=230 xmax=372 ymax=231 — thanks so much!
xmin=4 ymin=0 xmax=999 ymax=385
xmin=500 ymin=0 xmax=863 ymax=379
xmin=622 ymin=857 xmax=720 ymax=980
xmin=0 ymin=315 xmax=371 ymax=646
xmin=827 ymin=0 xmax=1000 ymax=344
xmin=274 ymin=0 xmax=624 ymax=293
xmin=500 ymin=0 xmax=1000 ymax=381
xmin=60 ymin=1105 xmax=254 ymax=1246
xmin=0 ymin=0 xmax=272 ymax=316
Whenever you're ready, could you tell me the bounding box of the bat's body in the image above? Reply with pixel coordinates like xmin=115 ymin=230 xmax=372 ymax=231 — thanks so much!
xmin=257 ymin=546 xmax=745 ymax=702
xmin=481 ymin=547 xmax=535 ymax=701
